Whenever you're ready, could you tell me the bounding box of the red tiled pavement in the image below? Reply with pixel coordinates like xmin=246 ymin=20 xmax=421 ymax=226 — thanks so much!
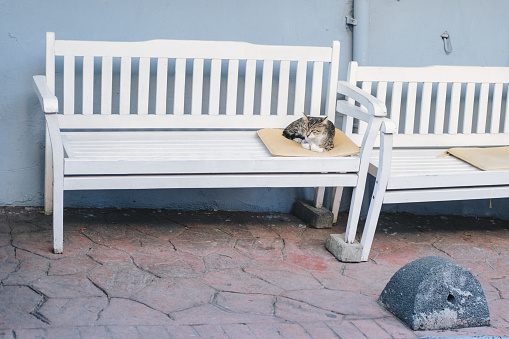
xmin=1 ymin=207 xmax=508 ymax=338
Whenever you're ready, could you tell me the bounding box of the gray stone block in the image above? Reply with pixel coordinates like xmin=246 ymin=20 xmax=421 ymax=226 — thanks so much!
xmin=378 ymin=256 xmax=490 ymax=330
xmin=292 ymin=200 xmax=333 ymax=229
xmin=325 ymin=233 xmax=363 ymax=262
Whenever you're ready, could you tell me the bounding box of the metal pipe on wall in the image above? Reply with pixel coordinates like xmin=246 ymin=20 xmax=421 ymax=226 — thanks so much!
xmin=352 ymin=0 xmax=369 ymax=65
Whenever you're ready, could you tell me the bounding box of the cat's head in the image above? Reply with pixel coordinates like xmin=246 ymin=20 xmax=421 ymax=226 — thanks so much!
xmin=302 ymin=113 xmax=328 ymax=137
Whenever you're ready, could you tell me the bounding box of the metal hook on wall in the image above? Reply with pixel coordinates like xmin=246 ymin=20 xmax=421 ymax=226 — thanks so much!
xmin=441 ymin=31 xmax=452 ymax=54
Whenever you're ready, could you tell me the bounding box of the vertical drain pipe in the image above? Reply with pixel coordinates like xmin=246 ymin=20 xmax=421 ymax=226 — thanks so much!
xmin=352 ymin=0 xmax=370 ymax=65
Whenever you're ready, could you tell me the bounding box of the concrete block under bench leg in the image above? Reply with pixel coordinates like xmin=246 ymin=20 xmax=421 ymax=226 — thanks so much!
xmin=325 ymin=233 xmax=363 ymax=262
xmin=292 ymin=200 xmax=333 ymax=229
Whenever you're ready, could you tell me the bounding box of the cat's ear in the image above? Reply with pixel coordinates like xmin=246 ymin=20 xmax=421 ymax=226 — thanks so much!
xmin=302 ymin=113 xmax=309 ymax=121
xmin=322 ymin=116 xmax=328 ymax=122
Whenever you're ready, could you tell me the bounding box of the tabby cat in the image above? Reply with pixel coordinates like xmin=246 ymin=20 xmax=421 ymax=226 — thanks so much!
xmin=283 ymin=113 xmax=335 ymax=152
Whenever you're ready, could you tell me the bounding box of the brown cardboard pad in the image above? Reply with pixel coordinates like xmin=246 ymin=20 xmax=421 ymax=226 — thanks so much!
xmin=257 ymin=128 xmax=360 ymax=157
xmin=447 ymin=146 xmax=509 ymax=171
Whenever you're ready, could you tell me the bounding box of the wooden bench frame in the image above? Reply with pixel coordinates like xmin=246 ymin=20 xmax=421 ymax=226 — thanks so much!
xmin=343 ymin=61 xmax=509 ymax=259
xmin=33 ymin=33 xmax=394 ymax=258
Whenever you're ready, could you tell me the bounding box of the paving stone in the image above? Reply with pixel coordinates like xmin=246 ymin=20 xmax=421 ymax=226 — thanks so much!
xmin=136 ymin=325 xmax=172 ymax=338
xmin=132 ymin=277 xmax=215 ymax=314
xmin=350 ymin=319 xmax=392 ymax=339
xmin=221 ymin=323 xmax=258 ymax=338
xmin=107 ymin=325 xmax=142 ymax=338
xmin=87 ymin=244 xmax=132 ymax=264
xmin=164 ymin=325 xmax=201 ymax=339
xmin=200 ymin=268 xmax=283 ymax=295
xmin=326 ymin=319 xmax=367 ymax=338
xmin=32 ymin=273 xmax=104 ymax=299
xmin=0 ymin=246 xmax=19 ymax=282
xmin=12 ymin=229 xmax=91 ymax=259
xmin=282 ymin=289 xmax=388 ymax=319
xmin=38 ymin=297 xmax=108 ymax=326
xmin=0 ymin=285 xmax=46 ymax=329
xmin=214 ymin=291 xmax=275 ymax=315
xmin=300 ymin=322 xmax=342 ymax=339
xmin=275 ymin=296 xmax=342 ymax=323
xmin=97 ymin=298 xmax=172 ymax=326
xmin=77 ymin=325 xmax=110 ymax=338
xmin=193 ymin=324 xmax=228 ymax=338
xmin=45 ymin=327 xmax=81 ymax=339
xmin=87 ymin=263 xmax=155 ymax=298
xmin=243 ymin=259 xmax=322 ymax=291
xmin=271 ymin=323 xmax=311 ymax=338
xmin=375 ymin=317 xmax=419 ymax=339
xmin=203 ymin=248 xmax=251 ymax=271
xmin=48 ymin=256 xmax=98 ymax=276
xmin=171 ymin=304 xmax=272 ymax=325
xmin=234 ymin=238 xmax=285 ymax=260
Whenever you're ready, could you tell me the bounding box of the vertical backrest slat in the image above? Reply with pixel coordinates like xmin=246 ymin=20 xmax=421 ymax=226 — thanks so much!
xmin=208 ymin=59 xmax=222 ymax=116
xmin=376 ymin=81 xmax=387 ymax=102
xmin=390 ymin=81 xmax=403 ymax=132
xmin=82 ymin=55 xmax=94 ymax=115
xmin=46 ymin=32 xmax=56 ymax=94
xmin=293 ymin=60 xmax=307 ymax=116
xmin=504 ymin=85 xmax=509 ymax=133
xmin=448 ymin=82 xmax=461 ymax=134
xmin=476 ymin=82 xmax=489 ymax=133
xmin=63 ymin=55 xmax=75 ymax=115
xmin=419 ymin=82 xmax=432 ymax=134
xmin=155 ymin=58 xmax=168 ymax=115
xmin=324 ymin=41 xmax=340 ymax=121
xmin=101 ymin=56 xmax=113 ymax=115
xmin=357 ymin=81 xmax=372 ymax=135
xmin=260 ymin=60 xmax=273 ymax=116
xmin=243 ymin=59 xmax=256 ymax=116
xmin=137 ymin=57 xmax=151 ymax=115
xmin=309 ymin=61 xmax=323 ymax=116
xmin=404 ymin=82 xmax=417 ymax=134
xmin=462 ymin=83 xmax=475 ymax=133
xmin=343 ymin=61 xmax=358 ymax=134
xmin=226 ymin=59 xmax=239 ymax=116
xmin=119 ymin=57 xmax=132 ymax=115
xmin=491 ymin=83 xmax=503 ymax=133
xmin=173 ymin=58 xmax=186 ymax=115
xmin=276 ymin=60 xmax=290 ymax=116
xmin=434 ymin=82 xmax=447 ymax=134
xmin=191 ymin=59 xmax=204 ymax=115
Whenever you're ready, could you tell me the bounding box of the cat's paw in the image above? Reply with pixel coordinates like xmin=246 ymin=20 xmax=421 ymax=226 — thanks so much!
xmin=310 ymin=144 xmax=324 ymax=152
xmin=301 ymin=142 xmax=311 ymax=150
xmin=293 ymin=138 xmax=303 ymax=143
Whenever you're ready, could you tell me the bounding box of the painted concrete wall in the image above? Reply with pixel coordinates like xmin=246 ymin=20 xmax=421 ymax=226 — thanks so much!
xmin=0 ymin=0 xmax=352 ymax=212
xmin=367 ymin=0 xmax=509 ymax=219
xmin=2 ymin=0 xmax=509 ymax=219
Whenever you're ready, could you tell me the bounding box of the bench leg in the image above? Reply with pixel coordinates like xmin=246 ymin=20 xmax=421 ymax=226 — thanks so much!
xmin=359 ymin=132 xmax=393 ymax=261
xmin=53 ymin=185 xmax=64 ymax=254
xmin=44 ymin=132 xmax=53 ymax=215
xmin=330 ymin=186 xmax=343 ymax=224
xmin=313 ymin=186 xmax=326 ymax=208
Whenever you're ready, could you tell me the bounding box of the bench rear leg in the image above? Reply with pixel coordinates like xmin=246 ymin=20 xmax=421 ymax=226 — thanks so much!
xmin=53 ymin=186 xmax=64 ymax=254
xmin=44 ymin=132 xmax=53 ymax=215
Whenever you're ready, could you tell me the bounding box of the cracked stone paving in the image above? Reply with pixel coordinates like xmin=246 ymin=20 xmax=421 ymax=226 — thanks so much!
xmin=0 ymin=207 xmax=508 ymax=338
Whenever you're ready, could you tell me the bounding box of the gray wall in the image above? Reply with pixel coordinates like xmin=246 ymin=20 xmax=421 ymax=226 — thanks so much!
xmin=2 ymin=0 xmax=509 ymax=219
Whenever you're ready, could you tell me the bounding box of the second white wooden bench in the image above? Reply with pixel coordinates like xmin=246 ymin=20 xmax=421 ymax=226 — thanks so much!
xmin=341 ymin=61 xmax=509 ymax=260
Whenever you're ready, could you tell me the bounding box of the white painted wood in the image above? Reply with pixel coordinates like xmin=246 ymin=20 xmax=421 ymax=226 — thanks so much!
xmin=155 ymin=58 xmax=168 ymax=115
xmin=191 ymin=58 xmax=204 ymax=115
xmin=313 ymin=186 xmax=325 ymax=208
xmin=137 ymin=57 xmax=151 ymax=115
xmin=208 ymin=59 xmax=222 ymax=116
xmin=448 ymin=82 xmax=461 ymax=134
xmin=293 ymin=60 xmax=307 ymax=116
xmin=243 ymin=59 xmax=256 ymax=115
xmin=463 ymin=82 xmax=475 ymax=133
xmin=389 ymin=81 xmax=402 ymax=131
xmin=310 ymin=62 xmax=323 ymax=116
xmin=82 ymin=56 xmax=94 ymax=115
xmin=419 ymin=82 xmax=432 ymax=134
xmin=260 ymin=60 xmax=273 ymax=115
xmin=477 ymin=82 xmax=489 ymax=133
xmin=119 ymin=57 xmax=132 ymax=115
xmin=345 ymin=61 xmax=509 ymax=261
xmin=434 ymin=82 xmax=446 ymax=134
xmin=101 ymin=56 xmax=113 ymax=115
xmin=491 ymin=83 xmax=503 ymax=133
xmin=63 ymin=55 xmax=75 ymax=115
xmin=226 ymin=59 xmax=239 ymax=115
xmin=330 ymin=186 xmax=343 ymax=224
xmin=46 ymin=32 xmax=56 ymax=94
xmin=404 ymin=82 xmax=417 ymax=134
xmin=39 ymin=36 xmax=393 ymax=259
xmin=173 ymin=58 xmax=186 ymax=115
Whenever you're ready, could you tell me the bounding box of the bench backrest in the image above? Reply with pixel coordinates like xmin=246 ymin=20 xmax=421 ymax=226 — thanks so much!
xmin=44 ymin=32 xmax=340 ymax=130
xmin=344 ymin=61 xmax=509 ymax=148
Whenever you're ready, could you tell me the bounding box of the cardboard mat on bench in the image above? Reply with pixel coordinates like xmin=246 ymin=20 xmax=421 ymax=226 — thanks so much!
xmin=257 ymin=128 xmax=360 ymax=157
xmin=447 ymin=146 xmax=509 ymax=171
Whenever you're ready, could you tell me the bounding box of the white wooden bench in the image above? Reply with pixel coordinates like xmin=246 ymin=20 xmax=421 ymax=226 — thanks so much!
xmin=342 ymin=61 xmax=509 ymax=260
xmin=33 ymin=32 xmax=393 ymax=256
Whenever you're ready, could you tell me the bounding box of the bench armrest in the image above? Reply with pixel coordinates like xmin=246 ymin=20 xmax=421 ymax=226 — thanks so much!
xmin=33 ymin=75 xmax=58 ymax=114
xmin=337 ymin=80 xmax=387 ymax=118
